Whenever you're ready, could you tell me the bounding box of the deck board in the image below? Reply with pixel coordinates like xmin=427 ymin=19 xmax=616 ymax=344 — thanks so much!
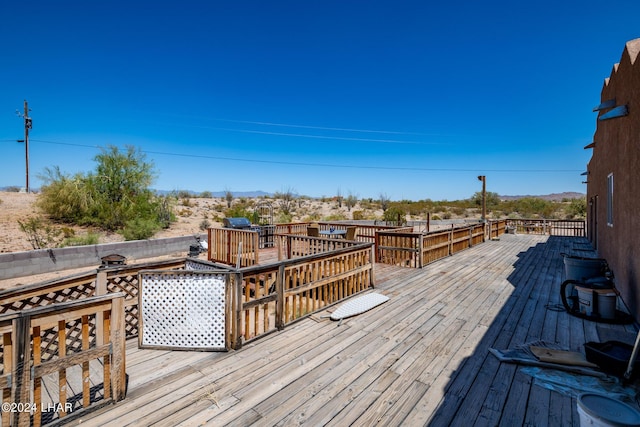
xmin=62 ymin=234 xmax=639 ymax=426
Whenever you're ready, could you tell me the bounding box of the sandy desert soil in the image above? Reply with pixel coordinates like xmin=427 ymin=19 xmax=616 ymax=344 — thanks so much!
xmin=0 ymin=191 xmax=383 ymax=253
xmin=1 ymin=191 xmax=387 ymax=288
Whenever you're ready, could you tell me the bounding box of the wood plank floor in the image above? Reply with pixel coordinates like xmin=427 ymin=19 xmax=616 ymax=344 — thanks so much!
xmin=64 ymin=234 xmax=639 ymax=426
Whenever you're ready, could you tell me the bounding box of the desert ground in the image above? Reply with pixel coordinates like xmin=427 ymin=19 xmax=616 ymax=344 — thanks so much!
xmin=0 ymin=191 xmax=387 ymax=253
xmin=1 ymin=191 xmax=392 ymax=289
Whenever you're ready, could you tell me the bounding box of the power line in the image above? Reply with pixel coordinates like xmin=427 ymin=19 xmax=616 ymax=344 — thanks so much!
xmin=132 ymin=110 xmax=449 ymax=137
xmin=30 ymin=138 xmax=583 ymax=173
xmin=140 ymin=121 xmax=444 ymax=145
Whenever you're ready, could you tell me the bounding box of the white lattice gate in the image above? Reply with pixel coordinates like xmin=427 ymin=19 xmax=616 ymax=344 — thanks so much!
xmin=138 ymin=270 xmax=229 ymax=351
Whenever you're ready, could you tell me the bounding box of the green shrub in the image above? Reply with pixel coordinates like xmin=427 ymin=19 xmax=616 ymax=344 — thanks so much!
xmin=61 ymin=233 xmax=100 ymax=247
xmin=37 ymin=146 xmax=174 ymax=238
xmin=324 ymin=213 xmax=347 ymax=221
xmin=199 ymin=219 xmax=211 ymax=231
xmin=121 ymin=218 xmax=159 ymax=241
xmin=383 ymin=207 xmax=405 ymax=223
xmin=225 ymin=205 xmax=252 ymax=219
xmin=352 ymin=210 xmax=364 ymax=221
xmin=277 ymin=212 xmax=293 ymax=223
xmin=18 ymin=217 xmax=62 ymax=249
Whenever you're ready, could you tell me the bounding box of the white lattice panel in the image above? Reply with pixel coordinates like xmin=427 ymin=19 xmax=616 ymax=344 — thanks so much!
xmin=139 ymin=272 xmax=227 ymax=350
xmin=185 ymin=260 xmax=220 ymax=271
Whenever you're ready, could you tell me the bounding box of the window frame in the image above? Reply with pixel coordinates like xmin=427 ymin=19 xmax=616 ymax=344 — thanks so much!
xmin=607 ymin=173 xmax=614 ymax=227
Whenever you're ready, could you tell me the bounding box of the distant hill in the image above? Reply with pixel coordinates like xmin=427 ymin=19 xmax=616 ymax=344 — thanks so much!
xmin=499 ymin=192 xmax=585 ymax=202
xmin=152 ymin=189 xmax=273 ymax=198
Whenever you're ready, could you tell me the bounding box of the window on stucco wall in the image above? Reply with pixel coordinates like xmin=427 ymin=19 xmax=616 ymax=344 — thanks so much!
xmin=607 ymin=173 xmax=614 ymax=226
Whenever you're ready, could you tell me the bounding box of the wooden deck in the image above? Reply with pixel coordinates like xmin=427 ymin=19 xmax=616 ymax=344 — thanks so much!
xmin=64 ymin=234 xmax=638 ymax=426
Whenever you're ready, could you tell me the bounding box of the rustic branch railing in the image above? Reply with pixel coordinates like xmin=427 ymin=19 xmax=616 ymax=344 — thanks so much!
xmin=208 ymin=228 xmax=259 ymax=267
xmin=0 ymin=294 xmax=126 ymax=427
xmin=505 ymin=219 xmax=586 ymax=236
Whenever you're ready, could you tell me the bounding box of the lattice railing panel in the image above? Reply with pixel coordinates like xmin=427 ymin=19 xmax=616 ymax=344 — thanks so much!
xmin=139 ymin=272 xmax=227 ymax=350
xmin=37 ymin=316 xmax=97 ymax=363
xmin=125 ymin=306 xmax=138 ymax=337
xmin=0 ymin=282 xmax=96 ymax=315
xmin=107 ymin=274 xmax=139 ymax=300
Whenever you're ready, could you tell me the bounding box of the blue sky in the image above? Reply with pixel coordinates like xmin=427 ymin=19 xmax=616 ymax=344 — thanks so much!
xmin=1 ymin=1 xmax=638 ymax=201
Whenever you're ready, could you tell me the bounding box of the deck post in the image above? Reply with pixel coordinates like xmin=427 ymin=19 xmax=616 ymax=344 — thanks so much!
xmin=275 ymin=264 xmax=286 ymax=330
xmin=96 ymin=270 xmax=107 ymax=347
xmin=12 ymin=315 xmax=31 ymax=427
xmin=110 ymin=295 xmax=127 ymax=401
xmin=233 ymin=272 xmax=243 ymax=350
xmin=449 ymin=225 xmax=454 ymax=256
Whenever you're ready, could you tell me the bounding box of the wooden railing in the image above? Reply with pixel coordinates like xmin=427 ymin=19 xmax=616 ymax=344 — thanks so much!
xmin=505 ymin=219 xmax=586 ymax=236
xmin=0 ymin=294 xmax=126 ymax=427
xmin=273 ymin=222 xmax=412 ymax=244
xmin=377 ymin=222 xmax=500 ymax=268
xmin=229 ymin=243 xmax=374 ymax=349
xmin=0 ymin=259 xmax=186 ymax=342
xmin=489 ymin=220 xmax=507 ymax=239
xmin=208 ymin=228 xmax=260 ymax=267
xmin=275 ymin=234 xmax=361 ymax=260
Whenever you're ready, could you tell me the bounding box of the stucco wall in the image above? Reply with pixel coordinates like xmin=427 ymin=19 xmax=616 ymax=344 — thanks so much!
xmin=0 ymin=234 xmax=205 ymax=280
xmin=587 ymin=38 xmax=640 ymax=318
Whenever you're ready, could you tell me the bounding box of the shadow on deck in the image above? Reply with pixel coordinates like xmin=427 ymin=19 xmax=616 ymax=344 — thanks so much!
xmin=66 ymin=234 xmax=638 ymax=426
xmin=429 ymin=236 xmax=638 ymax=426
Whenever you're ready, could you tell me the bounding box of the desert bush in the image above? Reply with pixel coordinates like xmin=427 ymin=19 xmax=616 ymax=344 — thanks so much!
xmin=324 ymin=213 xmax=348 ymax=221
xmin=565 ymin=198 xmax=587 ymax=219
xmin=383 ymin=206 xmax=405 ymax=223
xmin=60 ymin=227 xmax=75 ymax=238
xmin=352 ymin=210 xmax=364 ymax=221
xmin=225 ymin=191 xmax=234 ymax=208
xmin=277 ymin=212 xmax=293 ymax=223
xmin=200 ymin=191 xmax=212 ymax=198
xmin=121 ymin=217 xmax=159 ymax=240
xmin=274 ymin=188 xmax=297 ymax=215
xmin=18 ymin=217 xmax=62 ymax=249
xmin=199 ymin=219 xmax=211 ymax=231
xmin=38 ymin=146 xmax=174 ymax=237
xmin=304 ymin=213 xmax=322 ymax=222
xmin=225 ymin=205 xmax=252 ymax=219
xmin=61 ymin=233 xmax=100 ymax=247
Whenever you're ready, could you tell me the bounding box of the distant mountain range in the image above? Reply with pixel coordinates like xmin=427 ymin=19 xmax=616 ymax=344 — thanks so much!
xmin=1 ymin=186 xmax=585 ymax=201
xmin=499 ymin=192 xmax=585 ymax=201
xmin=153 ymin=189 xmax=273 ymax=198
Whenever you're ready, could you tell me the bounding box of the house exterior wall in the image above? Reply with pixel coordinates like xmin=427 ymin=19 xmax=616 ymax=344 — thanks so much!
xmin=587 ymin=38 xmax=640 ymax=318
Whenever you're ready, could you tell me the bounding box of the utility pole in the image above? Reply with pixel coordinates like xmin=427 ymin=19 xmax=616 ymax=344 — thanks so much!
xmin=477 ymin=175 xmax=486 ymax=222
xmin=16 ymin=100 xmax=32 ymax=192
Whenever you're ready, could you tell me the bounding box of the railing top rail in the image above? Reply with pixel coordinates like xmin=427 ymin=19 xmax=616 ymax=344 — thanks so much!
xmin=0 ymin=292 xmax=125 ymax=323
xmin=506 ymin=218 xmax=585 ymax=223
xmin=273 ymin=221 xmax=409 ymax=230
xmin=0 ymin=258 xmax=188 ymax=301
xmin=239 ymin=241 xmax=374 ymax=274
